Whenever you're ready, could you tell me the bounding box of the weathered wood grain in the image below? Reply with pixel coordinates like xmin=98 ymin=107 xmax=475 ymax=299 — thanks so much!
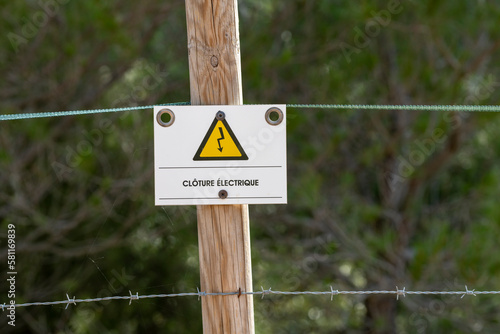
xmin=185 ymin=1 xmax=254 ymax=333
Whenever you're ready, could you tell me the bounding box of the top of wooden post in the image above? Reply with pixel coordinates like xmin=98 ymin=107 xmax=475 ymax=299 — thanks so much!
xmin=186 ymin=0 xmax=243 ymax=106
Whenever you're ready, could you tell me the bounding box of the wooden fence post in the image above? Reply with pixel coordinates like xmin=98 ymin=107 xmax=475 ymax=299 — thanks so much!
xmin=185 ymin=1 xmax=255 ymax=333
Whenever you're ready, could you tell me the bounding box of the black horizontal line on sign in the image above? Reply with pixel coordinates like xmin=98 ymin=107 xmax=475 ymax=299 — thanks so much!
xmin=159 ymin=197 xmax=220 ymax=200
xmin=159 ymin=166 xmax=282 ymax=169
xmin=158 ymin=196 xmax=283 ymax=200
xmin=232 ymin=197 xmax=283 ymax=199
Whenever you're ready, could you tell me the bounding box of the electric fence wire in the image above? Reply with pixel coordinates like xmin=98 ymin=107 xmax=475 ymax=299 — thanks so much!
xmin=2 ymin=103 xmax=500 ymax=121
xmin=0 ymin=102 xmax=190 ymax=121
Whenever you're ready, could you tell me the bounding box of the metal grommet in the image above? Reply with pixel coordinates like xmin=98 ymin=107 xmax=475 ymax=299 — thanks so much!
xmin=157 ymin=109 xmax=175 ymax=127
xmin=218 ymin=190 xmax=228 ymax=199
xmin=216 ymin=111 xmax=225 ymax=120
xmin=265 ymin=107 xmax=283 ymax=126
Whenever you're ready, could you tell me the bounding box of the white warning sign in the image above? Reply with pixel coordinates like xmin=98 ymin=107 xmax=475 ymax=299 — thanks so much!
xmin=154 ymin=105 xmax=287 ymax=206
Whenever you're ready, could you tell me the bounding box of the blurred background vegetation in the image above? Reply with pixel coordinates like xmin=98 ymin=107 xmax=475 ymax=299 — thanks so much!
xmin=2 ymin=0 xmax=500 ymax=333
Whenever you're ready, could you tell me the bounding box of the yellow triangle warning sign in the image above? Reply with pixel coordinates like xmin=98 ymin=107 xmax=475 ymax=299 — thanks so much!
xmin=193 ymin=115 xmax=248 ymax=161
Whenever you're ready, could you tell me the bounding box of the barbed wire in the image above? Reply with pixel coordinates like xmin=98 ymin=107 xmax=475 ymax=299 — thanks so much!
xmin=3 ymin=286 xmax=500 ymax=310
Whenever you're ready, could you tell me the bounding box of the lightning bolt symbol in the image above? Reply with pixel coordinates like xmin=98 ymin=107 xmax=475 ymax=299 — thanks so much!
xmin=217 ymin=127 xmax=224 ymax=152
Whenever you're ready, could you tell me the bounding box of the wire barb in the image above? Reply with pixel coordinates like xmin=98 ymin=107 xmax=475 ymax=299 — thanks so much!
xmin=196 ymin=287 xmax=208 ymax=301
xmin=129 ymin=291 xmax=139 ymax=305
xmin=1 ymin=303 xmax=6 ymax=311
xmin=462 ymin=285 xmax=476 ymax=299
xmin=65 ymin=294 xmax=76 ymax=309
xmin=261 ymin=286 xmax=271 ymax=299
xmin=330 ymin=286 xmax=339 ymax=301
xmin=396 ymin=287 xmax=406 ymax=300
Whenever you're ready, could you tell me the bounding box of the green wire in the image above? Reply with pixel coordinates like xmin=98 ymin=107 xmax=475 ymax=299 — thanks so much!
xmin=1 ymin=103 xmax=500 ymax=121
xmin=0 ymin=102 xmax=190 ymax=121
xmin=287 ymin=104 xmax=500 ymax=112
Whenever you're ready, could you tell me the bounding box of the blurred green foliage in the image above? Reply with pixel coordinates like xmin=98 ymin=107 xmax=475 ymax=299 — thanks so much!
xmin=2 ymin=0 xmax=500 ymax=333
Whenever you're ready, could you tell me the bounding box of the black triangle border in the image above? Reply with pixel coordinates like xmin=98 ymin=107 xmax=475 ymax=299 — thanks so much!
xmin=193 ymin=116 xmax=249 ymax=161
